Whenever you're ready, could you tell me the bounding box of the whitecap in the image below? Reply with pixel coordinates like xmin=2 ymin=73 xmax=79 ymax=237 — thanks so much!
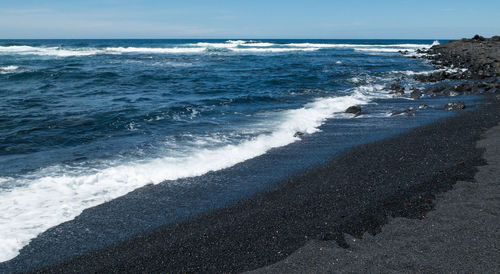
xmin=230 ymin=47 xmax=320 ymax=53
xmin=105 ymin=47 xmax=206 ymax=54
xmin=0 ymin=65 xmax=20 ymax=74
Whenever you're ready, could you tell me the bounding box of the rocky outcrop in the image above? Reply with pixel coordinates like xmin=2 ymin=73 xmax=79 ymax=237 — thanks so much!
xmin=426 ymin=36 xmax=500 ymax=79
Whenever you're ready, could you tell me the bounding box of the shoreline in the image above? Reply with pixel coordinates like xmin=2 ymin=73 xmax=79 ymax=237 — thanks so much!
xmin=35 ymin=100 xmax=500 ymax=272
xmin=8 ymin=36 xmax=500 ymax=272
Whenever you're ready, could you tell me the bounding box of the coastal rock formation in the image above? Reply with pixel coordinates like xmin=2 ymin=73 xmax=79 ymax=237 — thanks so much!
xmin=427 ymin=35 xmax=500 ymax=79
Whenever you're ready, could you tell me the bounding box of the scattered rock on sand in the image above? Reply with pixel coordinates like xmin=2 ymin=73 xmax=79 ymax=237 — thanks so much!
xmin=345 ymin=105 xmax=362 ymax=115
xmin=443 ymin=101 xmax=466 ymax=111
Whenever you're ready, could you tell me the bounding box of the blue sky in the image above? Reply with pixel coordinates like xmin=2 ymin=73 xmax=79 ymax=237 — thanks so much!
xmin=1 ymin=0 xmax=499 ymax=39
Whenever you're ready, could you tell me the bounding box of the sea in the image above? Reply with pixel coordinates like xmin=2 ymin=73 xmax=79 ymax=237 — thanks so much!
xmin=0 ymin=39 xmax=476 ymax=263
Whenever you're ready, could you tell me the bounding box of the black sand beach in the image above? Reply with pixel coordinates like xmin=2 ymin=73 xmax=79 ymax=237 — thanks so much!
xmin=251 ymin=120 xmax=500 ymax=273
xmin=35 ymin=101 xmax=500 ymax=273
xmin=23 ymin=36 xmax=500 ymax=273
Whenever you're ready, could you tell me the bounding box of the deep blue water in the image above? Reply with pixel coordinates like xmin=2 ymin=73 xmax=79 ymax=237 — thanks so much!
xmin=1 ymin=39 xmax=471 ymax=262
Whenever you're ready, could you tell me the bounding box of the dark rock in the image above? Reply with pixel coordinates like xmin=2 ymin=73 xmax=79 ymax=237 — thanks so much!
xmin=410 ymin=88 xmax=422 ymax=99
xmin=389 ymin=84 xmax=405 ymax=95
xmin=443 ymin=101 xmax=466 ymax=111
xmin=424 ymin=85 xmax=445 ymax=95
xmin=473 ymin=34 xmax=485 ymax=41
xmin=487 ymin=87 xmax=498 ymax=94
xmin=390 ymin=109 xmax=417 ymax=117
xmin=293 ymin=131 xmax=304 ymax=138
xmin=345 ymin=105 xmax=362 ymax=115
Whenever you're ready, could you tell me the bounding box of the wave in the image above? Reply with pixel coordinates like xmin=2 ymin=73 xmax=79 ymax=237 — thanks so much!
xmin=0 ymin=46 xmax=103 ymax=57
xmin=105 ymin=47 xmax=206 ymax=54
xmin=0 ymin=65 xmax=20 ymax=74
xmin=352 ymin=41 xmax=438 ymax=54
xmin=0 ymin=40 xmax=438 ymax=57
xmin=354 ymin=48 xmax=409 ymax=53
xmin=231 ymin=47 xmax=320 ymax=53
xmin=0 ymin=87 xmax=381 ymax=262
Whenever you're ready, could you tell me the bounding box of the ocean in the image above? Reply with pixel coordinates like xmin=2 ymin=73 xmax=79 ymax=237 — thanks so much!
xmin=0 ymin=39 xmax=475 ymax=262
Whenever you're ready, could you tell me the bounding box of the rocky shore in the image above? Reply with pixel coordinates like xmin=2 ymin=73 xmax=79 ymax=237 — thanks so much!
xmin=366 ymin=35 xmax=500 ymax=119
xmin=415 ymin=35 xmax=499 ymax=97
xmin=31 ymin=36 xmax=500 ymax=273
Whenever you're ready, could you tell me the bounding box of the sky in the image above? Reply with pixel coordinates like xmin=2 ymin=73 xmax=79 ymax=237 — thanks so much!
xmin=1 ymin=0 xmax=499 ymax=39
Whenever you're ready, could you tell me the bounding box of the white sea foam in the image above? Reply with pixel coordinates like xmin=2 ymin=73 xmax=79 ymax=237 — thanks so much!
xmin=0 ymin=86 xmax=381 ymax=262
xmin=0 ymin=65 xmax=19 ymax=71
xmin=190 ymin=40 xmax=275 ymax=48
xmin=105 ymin=47 xmax=206 ymax=54
xmin=0 ymin=65 xmax=20 ymax=74
xmin=0 ymin=46 xmax=103 ymax=57
xmin=230 ymin=47 xmax=320 ymax=53
xmin=0 ymin=41 xmax=438 ymax=57
xmin=354 ymin=48 xmax=412 ymax=53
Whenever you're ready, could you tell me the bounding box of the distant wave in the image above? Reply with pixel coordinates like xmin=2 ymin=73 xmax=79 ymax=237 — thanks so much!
xmin=0 ymin=40 xmax=439 ymax=57
xmin=0 ymin=65 xmax=20 ymax=74
xmin=0 ymin=46 xmax=103 ymax=57
xmin=105 ymin=47 xmax=206 ymax=54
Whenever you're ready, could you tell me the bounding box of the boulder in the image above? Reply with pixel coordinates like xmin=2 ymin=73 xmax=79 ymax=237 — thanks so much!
xmin=390 ymin=108 xmax=417 ymax=116
xmin=389 ymin=84 xmax=405 ymax=95
xmin=418 ymin=104 xmax=429 ymax=109
xmin=345 ymin=105 xmax=362 ymax=115
xmin=293 ymin=131 xmax=304 ymax=138
xmin=410 ymin=88 xmax=422 ymax=99
xmin=472 ymin=34 xmax=485 ymax=41
xmin=424 ymin=85 xmax=445 ymax=95
xmin=443 ymin=101 xmax=466 ymax=111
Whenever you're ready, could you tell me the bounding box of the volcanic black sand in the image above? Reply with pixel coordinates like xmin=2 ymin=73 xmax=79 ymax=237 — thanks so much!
xmin=27 ymin=36 xmax=500 ymax=273
xmin=251 ymin=120 xmax=500 ymax=273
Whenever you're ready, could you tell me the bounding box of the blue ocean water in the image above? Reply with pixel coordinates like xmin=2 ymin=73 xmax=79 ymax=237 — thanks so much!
xmin=0 ymin=39 xmax=459 ymax=261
